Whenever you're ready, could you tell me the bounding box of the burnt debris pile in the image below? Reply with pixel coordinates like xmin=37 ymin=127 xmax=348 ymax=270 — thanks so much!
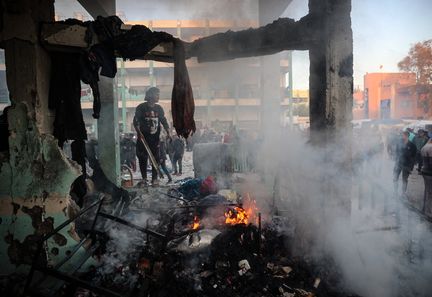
xmin=63 ymin=181 xmax=360 ymax=297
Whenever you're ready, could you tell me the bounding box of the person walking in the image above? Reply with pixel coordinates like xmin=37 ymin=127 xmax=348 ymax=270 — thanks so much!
xmin=413 ymin=129 xmax=429 ymax=172
xmin=159 ymin=135 xmax=173 ymax=184
xmin=393 ymin=131 xmax=417 ymax=195
xmin=421 ymin=135 xmax=432 ymax=215
xmin=133 ymin=87 xmax=170 ymax=186
xmin=172 ymin=135 xmax=185 ymax=176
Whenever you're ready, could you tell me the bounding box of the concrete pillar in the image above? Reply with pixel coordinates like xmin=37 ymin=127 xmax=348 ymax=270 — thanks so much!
xmin=258 ymin=0 xmax=283 ymax=133
xmin=308 ymin=0 xmax=353 ymax=213
xmin=0 ymin=0 xmax=81 ymax=275
xmin=98 ymin=76 xmax=120 ymax=185
xmin=79 ymin=0 xmax=120 ymax=185
xmin=309 ymin=0 xmax=353 ymax=141
xmin=258 ymin=0 xmax=286 ymax=186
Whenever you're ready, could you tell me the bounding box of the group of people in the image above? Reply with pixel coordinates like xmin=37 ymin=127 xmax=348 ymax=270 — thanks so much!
xmin=388 ymin=128 xmax=432 ymax=214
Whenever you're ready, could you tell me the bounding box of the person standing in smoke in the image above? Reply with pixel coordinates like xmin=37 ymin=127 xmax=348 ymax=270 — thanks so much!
xmin=133 ymin=87 xmax=170 ymax=186
xmin=171 ymin=134 xmax=185 ymax=175
xmin=421 ymin=134 xmax=432 ymax=215
xmin=413 ymin=129 xmax=429 ymax=172
xmin=393 ymin=131 xmax=417 ymax=195
xmin=159 ymin=134 xmax=172 ymax=184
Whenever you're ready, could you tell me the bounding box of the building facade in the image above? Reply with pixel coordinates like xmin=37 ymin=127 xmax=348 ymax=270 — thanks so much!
xmin=362 ymin=72 xmax=419 ymax=120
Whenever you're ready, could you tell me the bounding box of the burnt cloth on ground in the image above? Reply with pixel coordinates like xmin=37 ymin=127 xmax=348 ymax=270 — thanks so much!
xmin=172 ymin=39 xmax=196 ymax=138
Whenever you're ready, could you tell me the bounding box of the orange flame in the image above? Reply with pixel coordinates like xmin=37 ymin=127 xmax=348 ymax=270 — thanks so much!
xmin=224 ymin=193 xmax=259 ymax=226
xmin=225 ymin=206 xmax=249 ymax=225
xmin=192 ymin=215 xmax=200 ymax=230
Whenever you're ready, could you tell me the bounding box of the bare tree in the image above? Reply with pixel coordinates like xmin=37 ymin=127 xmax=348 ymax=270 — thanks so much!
xmin=398 ymin=39 xmax=432 ymax=84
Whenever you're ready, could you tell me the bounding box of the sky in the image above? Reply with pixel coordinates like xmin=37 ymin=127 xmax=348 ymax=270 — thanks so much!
xmin=55 ymin=0 xmax=432 ymax=90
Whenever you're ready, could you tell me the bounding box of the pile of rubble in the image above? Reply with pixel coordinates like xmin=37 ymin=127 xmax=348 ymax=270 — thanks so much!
xmin=68 ymin=177 xmax=360 ymax=297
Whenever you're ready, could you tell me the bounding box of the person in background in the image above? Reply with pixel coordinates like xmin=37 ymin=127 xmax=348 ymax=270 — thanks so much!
xmin=0 ymin=106 xmax=11 ymax=154
xmin=172 ymin=134 xmax=185 ymax=176
xmin=386 ymin=128 xmax=400 ymax=160
xmin=393 ymin=131 xmax=417 ymax=195
xmin=120 ymin=133 xmax=136 ymax=171
xmin=413 ymin=129 xmax=429 ymax=172
xmin=421 ymin=134 xmax=432 ymax=215
xmin=159 ymin=134 xmax=172 ymax=184
xmin=133 ymin=87 xmax=170 ymax=186
xmin=407 ymin=128 xmax=415 ymax=142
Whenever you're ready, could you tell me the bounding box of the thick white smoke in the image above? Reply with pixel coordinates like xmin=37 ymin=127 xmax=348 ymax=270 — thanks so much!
xmin=260 ymin=128 xmax=432 ymax=297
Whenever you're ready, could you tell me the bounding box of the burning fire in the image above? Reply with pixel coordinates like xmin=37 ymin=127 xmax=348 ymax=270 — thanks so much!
xmin=192 ymin=215 xmax=200 ymax=230
xmin=225 ymin=206 xmax=249 ymax=225
xmin=224 ymin=193 xmax=258 ymax=226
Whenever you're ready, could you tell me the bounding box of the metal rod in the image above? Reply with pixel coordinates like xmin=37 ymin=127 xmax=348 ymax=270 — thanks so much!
xmin=24 ymin=197 xmax=105 ymax=294
xmin=90 ymin=195 xmax=105 ymax=234
xmin=98 ymin=212 xmax=166 ymax=239
xmin=42 ymin=197 xmax=104 ymax=242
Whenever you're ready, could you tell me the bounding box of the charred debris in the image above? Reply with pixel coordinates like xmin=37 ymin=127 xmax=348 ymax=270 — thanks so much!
xmin=18 ymin=175 xmax=360 ymax=297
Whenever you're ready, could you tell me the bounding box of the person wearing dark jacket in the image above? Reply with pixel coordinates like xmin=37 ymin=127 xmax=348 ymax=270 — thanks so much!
xmin=393 ymin=131 xmax=417 ymax=194
xmin=0 ymin=106 xmax=10 ymax=154
xmin=159 ymin=135 xmax=172 ymax=183
xmin=172 ymin=135 xmax=185 ymax=175
xmin=413 ymin=129 xmax=429 ymax=171
xmin=421 ymin=136 xmax=432 ymax=215
xmin=133 ymin=87 xmax=170 ymax=186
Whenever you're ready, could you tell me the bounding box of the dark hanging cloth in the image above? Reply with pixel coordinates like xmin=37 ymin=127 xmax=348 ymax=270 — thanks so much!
xmin=113 ymin=25 xmax=173 ymax=60
xmin=49 ymin=52 xmax=90 ymax=204
xmin=92 ymin=15 xmax=124 ymax=44
xmin=171 ymin=39 xmax=196 ymax=138
xmin=49 ymin=52 xmax=87 ymax=145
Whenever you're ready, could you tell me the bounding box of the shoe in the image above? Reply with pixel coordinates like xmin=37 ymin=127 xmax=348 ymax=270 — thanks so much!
xmin=166 ymin=179 xmax=172 ymax=185
xmin=137 ymin=180 xmax=148 ymax=187
xmin=151 ymin=179 xmax=159 ymax=187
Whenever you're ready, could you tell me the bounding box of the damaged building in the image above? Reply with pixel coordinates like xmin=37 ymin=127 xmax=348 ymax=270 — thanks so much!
xmin=0 ymin=0 xmax=431 ymax=297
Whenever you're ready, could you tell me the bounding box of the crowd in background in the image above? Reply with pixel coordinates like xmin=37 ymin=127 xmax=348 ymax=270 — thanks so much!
xmin=354 ymin=124 xmax=432 ymax=215
xmin=119 ymin=124 xmax=261 ymax=180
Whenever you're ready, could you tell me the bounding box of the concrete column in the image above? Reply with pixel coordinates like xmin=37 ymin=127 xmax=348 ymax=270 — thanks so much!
xmin=120 ymin=59 xmax=127 ymax=132
xmin=259 ymin=54 xmax=281 ymax=132
xmin=309 ymin=0 xmax=353 ymax=141
xmin=98 ymin=76 xmax=120 ymax=185
xmin=258 ymin=0 xmax=283 ymax=133
xmin=287 ymin=51 xmax=294 ymax=127
xmin=308 ymin=0 xmax=353 ymax=213
xmin=258 ymin=0 xmax=286 ymax=186
xmin=79 ymin=0 xmax=120 ymax=185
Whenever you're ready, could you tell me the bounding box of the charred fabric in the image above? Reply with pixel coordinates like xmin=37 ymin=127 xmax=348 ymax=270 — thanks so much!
xmin=22 ymin=176 xmax=361 ymax=297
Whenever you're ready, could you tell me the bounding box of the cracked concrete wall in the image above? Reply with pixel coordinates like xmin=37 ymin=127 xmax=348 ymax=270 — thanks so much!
xmin=0 ymin=0 xmax=83 ymax=274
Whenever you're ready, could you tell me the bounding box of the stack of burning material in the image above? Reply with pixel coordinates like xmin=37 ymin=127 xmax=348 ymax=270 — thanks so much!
xmin=69 ymin=188 xmax=359 ymax=297
xmin=157 ymin=202 xmax=360 ymax=297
